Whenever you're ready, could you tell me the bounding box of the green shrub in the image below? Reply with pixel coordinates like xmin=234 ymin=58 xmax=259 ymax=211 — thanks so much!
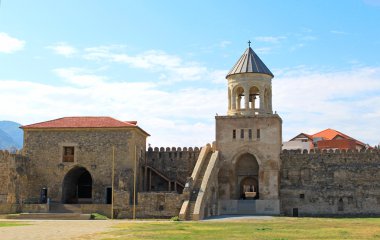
xmin=170 ymin=216 xmax=180 ymax=221
xmin=90 ymin=213 xmax=108 ymax=220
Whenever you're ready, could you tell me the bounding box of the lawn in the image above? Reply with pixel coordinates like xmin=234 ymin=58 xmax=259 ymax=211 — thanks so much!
xmin=0 ymin=221 xmax=27 ymax=227
xmin=99 ymin=217 xmax=380 ymax=240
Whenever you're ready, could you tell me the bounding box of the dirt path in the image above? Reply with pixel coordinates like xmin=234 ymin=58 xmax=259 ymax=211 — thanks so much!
xmin=0 ymin=220 xmax=121 ymax=240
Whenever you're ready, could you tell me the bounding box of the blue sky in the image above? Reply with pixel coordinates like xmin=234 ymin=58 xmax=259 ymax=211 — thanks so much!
xmin=1 ymin=0 xmax=380 ymax=147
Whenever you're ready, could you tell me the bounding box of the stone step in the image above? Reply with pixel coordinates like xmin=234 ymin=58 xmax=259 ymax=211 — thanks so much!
xmin=49 ymin=204 xmax=82 ymax=213
xmin=7 ymin=213 xmax=91 ymax=220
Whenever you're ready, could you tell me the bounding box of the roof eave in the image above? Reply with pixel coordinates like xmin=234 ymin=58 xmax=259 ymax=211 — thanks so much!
xmin=225 ymin=71 xmax=274 ymax=79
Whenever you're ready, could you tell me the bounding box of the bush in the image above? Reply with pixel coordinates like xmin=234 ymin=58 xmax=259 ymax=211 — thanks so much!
xmin=90 ymin=213 xmax=108 ymax=220
xmin=170 ymin=216 xmax=180 ymax=221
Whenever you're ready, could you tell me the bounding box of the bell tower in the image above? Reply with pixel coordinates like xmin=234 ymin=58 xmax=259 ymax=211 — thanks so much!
xmin=215 ymin=42 xmax=282 ymax=215
xmin=227 ymin=41 xmax=273 ymax=116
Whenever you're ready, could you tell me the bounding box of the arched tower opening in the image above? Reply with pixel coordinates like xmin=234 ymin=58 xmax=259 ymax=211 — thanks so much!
xmin=248 ymin=86 xmax=260 ymax=111
xmin=62 ymin=166 xmax=93 ymax=204
xmin=235 ymin=153 xmax=259 ymax=199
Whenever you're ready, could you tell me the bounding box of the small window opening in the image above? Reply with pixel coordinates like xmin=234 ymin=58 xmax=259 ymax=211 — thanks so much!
xmin=300 ymin=194 xmax=305 ymax=199
xmin=240 ymin=129 xmax=244 ymax=139
xmin=233 ymin=129 xmax=236 ymax=139
xmin=248 ymin=129 xmax=252 ymax=139
xmin=63 ymin=146 xmax=74 ymax=162
xmin=257 ymin=129 xmax=261 ymax=139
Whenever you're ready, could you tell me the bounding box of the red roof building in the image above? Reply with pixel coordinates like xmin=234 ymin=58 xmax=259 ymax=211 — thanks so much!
xmin=21 ymin=116 xmax=149 ymax=135
xmin=283 ymin=128 xmax=368 ymax=151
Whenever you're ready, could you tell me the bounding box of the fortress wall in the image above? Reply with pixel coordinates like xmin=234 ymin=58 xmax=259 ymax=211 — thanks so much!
xmin=280 ymin=149 xmax=380 ymax=216
xmin=146 ymin=147 xmax=201 ymax=184
xmin=104 ymin=191 xmax=184 ymax=219
xmin=0 ymin=150 xmax=30 ymax=204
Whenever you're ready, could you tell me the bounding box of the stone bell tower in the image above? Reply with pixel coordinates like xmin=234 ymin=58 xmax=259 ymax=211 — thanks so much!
xmin=215 ymin=42 xmax=282 ymax=215
xmin=227 ymin=42 xmax=273 ymax=116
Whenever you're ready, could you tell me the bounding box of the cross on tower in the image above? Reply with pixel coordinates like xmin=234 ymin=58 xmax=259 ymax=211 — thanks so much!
xmin=248 ymin=40 xmax=251 ymax=47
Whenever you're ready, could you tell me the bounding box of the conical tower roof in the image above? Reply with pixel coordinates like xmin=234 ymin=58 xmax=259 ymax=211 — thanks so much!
xmin=226 ymin=47 xmax=273 ymax=78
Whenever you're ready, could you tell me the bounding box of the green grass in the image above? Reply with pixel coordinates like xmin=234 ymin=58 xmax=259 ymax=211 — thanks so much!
xmin=91 ymin=213 xmax=109 ymax=220
xmin=99 ymin=217 xmax=380 ymax=240
xmin=0 ymin=221 xmax=27 ymax=227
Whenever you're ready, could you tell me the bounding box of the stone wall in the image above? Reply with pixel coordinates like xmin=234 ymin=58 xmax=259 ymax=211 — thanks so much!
xmin=280 ymin=149 xmax=380 ymax=216
xmin=0 ymin=150 xmax=30 ymax=204
xmin=113 ymin=191 xmax=184 ymax=219
xmin=22 ymin=128 xmax=147 ymax=204
xmin=146 ymin=147 xmax=200 ymax=185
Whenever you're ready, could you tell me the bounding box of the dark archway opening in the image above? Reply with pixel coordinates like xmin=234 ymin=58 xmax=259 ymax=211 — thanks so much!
xmin=235 ymin=153 xmax=259 ymax=200
xmin=240 ymin=176 xmax=259 ymax=199
xmin=62 ymin=167 xmax=93 ymax=204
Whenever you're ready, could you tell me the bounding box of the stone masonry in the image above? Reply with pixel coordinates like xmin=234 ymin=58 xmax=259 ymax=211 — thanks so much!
xmin=281 ymin=149 xmax=380 ymax=216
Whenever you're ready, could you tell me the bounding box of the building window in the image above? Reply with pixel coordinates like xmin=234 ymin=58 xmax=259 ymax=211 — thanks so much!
xmin=63 ymin=146 xmax=75 ymax=162
xmin=232 ymin=129 xmax=236 ymax=139
xmin=257 ymin=129 xmax=261 ymax=139
xmin=300 ymin=194 xmax=305 ymax=199
xmin=249 ymin=129 xmax=252 ymax=139
xmin=240 ymin=129 xmax=244 ymax=139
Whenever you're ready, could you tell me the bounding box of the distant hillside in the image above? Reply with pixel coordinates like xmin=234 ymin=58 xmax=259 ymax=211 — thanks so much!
xmin=0 ymin=121 xmax=23 ymax=150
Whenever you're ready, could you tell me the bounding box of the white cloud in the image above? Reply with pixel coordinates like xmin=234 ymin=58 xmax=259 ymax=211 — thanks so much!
xmin=0 ymin=66 xmax=225 ymax=147
xmin=0 ymin=33 xmax=25 ymax=53
xmin=53 ymin=67 xmax=106 ymax=86
xmin=2 ymin=65 xmax=380 ymax=147
xmin=48 ymin=42 xmax=77 ymax=57
xmin=83 ymin=45 xmax=223 ymax=83
xmin=255 ymin=47 xmax=273 ymax=55
xmin=219 ymin=40 xmax=231 ymax=48
xmin=273 ymin=66 xmax=380 ymax=145
xmin=254 ymin=36 xmax=286 ymax=44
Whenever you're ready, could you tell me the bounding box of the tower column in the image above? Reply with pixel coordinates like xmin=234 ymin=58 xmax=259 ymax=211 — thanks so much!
xmin=244 ymin=87 xmax=249 ymax=110
xmin=260 ymin=89 xmax=265 ymax=113
xmin=228 ymin=88 xmax=231 ymax=110
xmin=231 ymin=91 xmax=236 ymax=110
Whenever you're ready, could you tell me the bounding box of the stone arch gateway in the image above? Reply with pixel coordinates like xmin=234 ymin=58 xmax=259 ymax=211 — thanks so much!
xmin=62 ymin=166 xmax=93 ymax=204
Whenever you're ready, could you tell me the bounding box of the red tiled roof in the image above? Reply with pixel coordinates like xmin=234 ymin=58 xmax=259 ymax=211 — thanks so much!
xmin=311 ymin=128 xmax=366 ymax=147
xmin=21 ymin=117 xmax=138 ymax=129
xmin=317 ymin=139 xmax=357 ymax=150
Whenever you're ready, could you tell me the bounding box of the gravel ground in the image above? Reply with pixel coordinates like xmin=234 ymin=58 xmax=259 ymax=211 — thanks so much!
xmin=202 ymin=215 xmax=275 ymax=221
xmin=0 ymin=219 xmax=120 ymax=240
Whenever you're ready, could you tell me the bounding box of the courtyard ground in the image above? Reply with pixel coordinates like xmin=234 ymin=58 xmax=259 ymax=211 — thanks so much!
xmin=2 ymin=217 xmax=380 ymax=239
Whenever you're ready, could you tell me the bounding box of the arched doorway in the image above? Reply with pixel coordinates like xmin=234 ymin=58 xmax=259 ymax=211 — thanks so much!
xmin=62 ymin=166 xmax=93 ymax=204
xmin=240 ymin=177 xmax=258 ymax=199
xmin=235 ymin=153 xmax=259 ymax=199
